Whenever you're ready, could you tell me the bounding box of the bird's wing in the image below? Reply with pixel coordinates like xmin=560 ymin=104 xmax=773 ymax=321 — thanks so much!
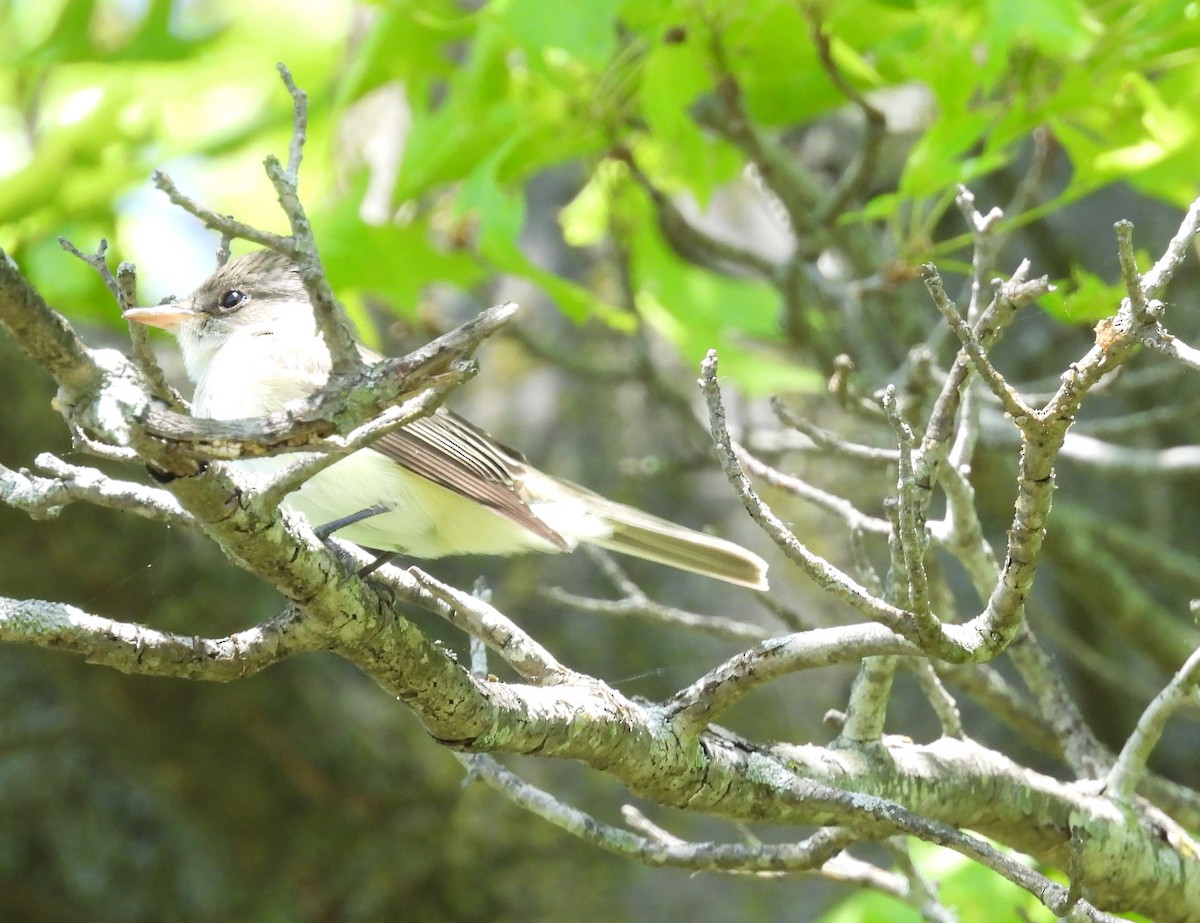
xmin=370 ymin=411 xmax=571 ymax=551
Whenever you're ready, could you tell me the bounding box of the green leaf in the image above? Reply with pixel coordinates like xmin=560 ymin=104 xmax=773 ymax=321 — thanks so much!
xmin=334 ymin=0 xmax=473 ymax=108
xmin=984 ymin=0 xmax=1100 ymax=61
xmin=393 ymin=20 xmax=519 ymax=201
xmin=496 ymin=0 xmax=621 ymax=72
xmin=457 ymin=148 xmax=630 ymax=326
xmin=1038 ymin=268 xmax=1125 ymax=324
xmin=627 ymin=194 xmax=819 ymax=393
xmin=816 ymin=841 xmax=1057 ymax=923
xmin=638 ymin=35 xmax=742 ymax=204
xmin=899 ymin=109 xmax=1007 ymax=197
xmin=17 ymin=0 xmax=217 ymax=65
xmin=313 ymin=174 xmax=487 ymax=329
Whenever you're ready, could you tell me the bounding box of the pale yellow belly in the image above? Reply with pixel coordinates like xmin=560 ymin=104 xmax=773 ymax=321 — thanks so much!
xmin=235 ymin=448 xmax=563 ymax=559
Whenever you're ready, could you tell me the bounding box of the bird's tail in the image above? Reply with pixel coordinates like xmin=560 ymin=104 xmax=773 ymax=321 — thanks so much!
xmin=582 ymin=495 xmax=769 ymax=591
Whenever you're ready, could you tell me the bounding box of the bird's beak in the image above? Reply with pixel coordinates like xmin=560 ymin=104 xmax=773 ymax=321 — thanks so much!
xmin=121 ymin=303 xmax=196 ymax=331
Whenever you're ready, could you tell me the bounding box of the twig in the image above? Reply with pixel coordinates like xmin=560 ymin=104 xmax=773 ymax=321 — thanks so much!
xmin=543 ymin=546 xmax=776 ymax=642
xmin=910 ymin=660 xmax=964 ymax=738
xmin=929 ymin=460 xmax=999 ymax=597
xmin=1060 ymin=432 xmax=1200 ymax=475
xmin=620 ymin=805 xmax=687 ymax=845
xmin=1140 ymin=194 xmax=1200 ymax=296
xmin=152 ymin=170 xmax=295 ymax=252
xmin=264 ymin=64 xmax=359 ymax=373
xmin=1076 ymin=399 xmax=1200 ymax=437
xmin=914 ymin=256 xmax=1040 ymax=492
xmin=1008 ymin=627 xmax=1111 ymax=780
xmin=0 ymin=596 xmax=315 ymax=680
xmin=883 ymin=839 xmax=956 ymax=923
xmin=942 ymin=188 xmax=1000 ymax=488
xmin=699 ymin=351 xmax=910 ymax=634
xmin=755 ymin=593 xmax=825 ymax=632
xmin=953 ymin=186 xmax=1003 ymax=323
xmin=935 ymin=662 xmax=1057 ymax=753
xmin=735 ymin=443 xmax=891 ymax=535
xmin=458 ymin=752 xmax=852 ymax=873
xmin=839 ymin=655 xmax=898 ymax=744
xmin=848 ymin=526 xmax=884 ymax=598
xmin=769 ymin=397 xmax=899 ymax=464
xmin=880 ymin=386 xmax=935 ymax=632
xmin=1106 ymin=633 xmax=1200 ymax=802
xmin=920 ymin=264 xmax=1034 ymax=426
xmin=1003 ymin=127 xmax=1051 ymax=223
xmin=312 ymin=538 xmax=570 ymax=684
xmin=829 ymin=851 xmax=957 ymax=922
xmin=544 ymin=586 xmax=772 ymax=643
xmin=617 ymin=149 xmax=778 ymax=280
xmin=277 ymin=62 xmax=307 ymax=179
xmin=1138 ymin=326 xmax=1200 ymax=373
xmin=256 ymin=370 xmax=463 ymax=510
xmin=581 ymin=544 xmax=649 ymax=600
xmin=215 ymin=232 xmax=233 ymax=268
xmin=58 ymin=236 xmax=181 ymax=409
xmin=1114 ymin=219 xmax=1150 ymax=321
xmin=407 ymin=568 xmax=572 ymax=684
xmin=837 ymin=478 xmax=910 ymax=744
xmin=0 ymin=455 xmax=192 ymax=527
xmin=57 ymin=237 xmax=124 ymax=305
xmin=807 ymin=15 xmax=887 ymax=223
xmin=665 ymin=622 xmax=920 ymax=730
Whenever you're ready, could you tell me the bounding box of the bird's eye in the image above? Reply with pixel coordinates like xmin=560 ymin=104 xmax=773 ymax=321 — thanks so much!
xmin=218 ymin=289 xmax=246 ymax=311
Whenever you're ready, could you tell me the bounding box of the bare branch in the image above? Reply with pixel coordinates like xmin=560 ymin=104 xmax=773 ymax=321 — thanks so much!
xmin=256 ymin=368 xmax=466 ymax=511
xmin=665 ymin=622 xmax=920 ymax=729
xmin=920 ymin=264 xmax=1035 ymax=425
xmin=839 ymin=654 xmax=899 ymax=744
xmin=1107 ymin=634 xmax=1200 ymax=802
xmin=1140 ymin=194 xmax=1200 ymax=296
xmin=909 ymin=660 xmax=964 ymax=738
xmin=807 ymin=15 xmax=887 ymax=223
xmin=1139 ymin=325 xmax=1200 ymax=373
xmin=0 ymin=596 xmax=316 ymax=680
xmin=700 ymin=351 xmax=910 ymax=634
xmin=881 ymin=386 xmax=934 ymax=629
xmin=59 ymin=237 xmax=182 ymax=409
xmin=0 ymin=248 xmax=106 ymax=396
xmin=151 ymin=170 xmax=295 ymax=253
xmin=407 ymin=567 xmax=572 ymax=684
xmin=276 ymin=62 xmax=307 ymax=179
xmin=825 ymin=852 xmax=956 ymax=922
xmin=735 ymin=443 xmax=891 ymax=534
xmin=544 ymin=586 xmax=772 ymax=643
xmin=458 ymin=752 xmax=852 ymax=873
xmin=1114 ymin=219 xmax=1150 ymax=321
xmin=618 ymin=149 xmax=778 ymax=279
xmin=769 ymin=397 xmax=900 ymax=465
xmin=0 ymin=455 xmax=191 ymax=527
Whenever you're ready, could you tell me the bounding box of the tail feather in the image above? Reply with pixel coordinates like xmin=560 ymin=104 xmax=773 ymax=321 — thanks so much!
xmin=585 ymin=498 xmax=769 ymax=591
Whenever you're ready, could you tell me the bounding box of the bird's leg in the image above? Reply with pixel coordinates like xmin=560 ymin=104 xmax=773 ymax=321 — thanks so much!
xmin=358 ymin=552 xmax=397 ymax=577
xmin=313 ymin=504 xmax=389 ymax=540
xmin=312 ymin=505 xmax=399 ymax=579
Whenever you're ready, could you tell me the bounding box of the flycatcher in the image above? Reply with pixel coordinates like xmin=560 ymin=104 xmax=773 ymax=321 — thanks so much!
xmin=123 ymin=250 xmax=769 ymax=590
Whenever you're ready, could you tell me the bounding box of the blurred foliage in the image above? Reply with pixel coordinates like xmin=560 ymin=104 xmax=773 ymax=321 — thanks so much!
xmin=816 ymin=840 xmax=1153 ymax=923
xmin=2 ymin=0 xmax=1200 ymax=921
xmin=4 ymin=0 xmax=1200 ymax=382
xmin=818 ymin=842 xmax=1053 ymax=923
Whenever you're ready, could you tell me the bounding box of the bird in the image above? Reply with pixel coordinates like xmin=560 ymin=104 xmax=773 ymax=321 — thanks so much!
xmin=122 ymin=250 xmax=769 ymax=590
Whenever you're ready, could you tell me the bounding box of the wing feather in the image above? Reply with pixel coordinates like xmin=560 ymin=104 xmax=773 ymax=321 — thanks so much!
xmin=370 ymin=411 xmax=570 ymax=551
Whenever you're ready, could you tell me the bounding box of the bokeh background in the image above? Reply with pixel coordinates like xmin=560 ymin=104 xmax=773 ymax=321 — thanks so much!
xmin=3 ymin=1 xmax=1200 ymax=920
